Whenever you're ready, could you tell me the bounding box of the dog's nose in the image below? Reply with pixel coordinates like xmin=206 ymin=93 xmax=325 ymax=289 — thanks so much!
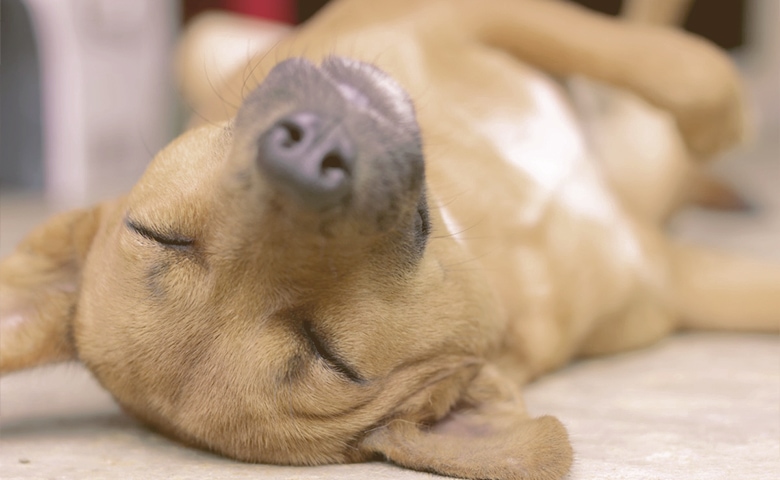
xmin=258 ymin=111 xmax=354 ymax=208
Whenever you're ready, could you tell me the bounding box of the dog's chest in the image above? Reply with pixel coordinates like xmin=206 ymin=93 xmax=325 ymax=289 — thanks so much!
xmin=429 ymin=61 xmax=645 ymax=255
xmin=423 ymin=62 xmax=664 ymax=365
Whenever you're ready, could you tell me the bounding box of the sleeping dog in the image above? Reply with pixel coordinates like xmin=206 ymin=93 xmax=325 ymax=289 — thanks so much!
xmin=2 ymin=1 xmax=778 ymax=479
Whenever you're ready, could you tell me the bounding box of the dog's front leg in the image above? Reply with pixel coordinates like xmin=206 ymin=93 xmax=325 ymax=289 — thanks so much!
xmin=671 ymin=243 xmax=780 ymax=332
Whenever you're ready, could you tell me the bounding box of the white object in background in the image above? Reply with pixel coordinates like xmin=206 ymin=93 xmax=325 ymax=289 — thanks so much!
xmin=24 ymin=0 xmax=180 ymax=207
xmin=745 ymin=0 xmax=780 ymax=136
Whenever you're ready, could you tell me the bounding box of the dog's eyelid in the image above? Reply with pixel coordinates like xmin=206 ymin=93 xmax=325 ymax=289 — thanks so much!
xmin=124 ymin=216 xmax=195 ymax=249
xmin=301 ymin=320 xmax=364 ymax=384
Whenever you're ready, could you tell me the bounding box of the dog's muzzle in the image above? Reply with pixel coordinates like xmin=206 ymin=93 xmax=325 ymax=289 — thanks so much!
xmin=239 ymin=56 xmax=425 ymax=227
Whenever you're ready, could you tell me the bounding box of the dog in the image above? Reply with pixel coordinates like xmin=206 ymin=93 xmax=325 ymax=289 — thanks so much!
xmin=2 ymin=1 xmax=778 ymax=479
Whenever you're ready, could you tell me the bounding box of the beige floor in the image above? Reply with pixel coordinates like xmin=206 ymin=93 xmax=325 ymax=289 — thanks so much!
xmin=1 ymin=133 xmax=778 ymax=479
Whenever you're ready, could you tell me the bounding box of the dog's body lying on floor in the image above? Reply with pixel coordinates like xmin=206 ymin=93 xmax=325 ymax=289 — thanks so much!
xmin=2 ymin=1 xmax=779 ymax=479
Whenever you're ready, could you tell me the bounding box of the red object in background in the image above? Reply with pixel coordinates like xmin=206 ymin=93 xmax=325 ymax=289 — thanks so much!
xmin=223 ymin=0 xmax=295 ymax=23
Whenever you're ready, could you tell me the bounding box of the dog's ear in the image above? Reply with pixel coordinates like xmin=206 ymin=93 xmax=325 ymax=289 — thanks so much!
xmin=360 ymin=366 xmax=573 ymax=480
xmin=0 ymin=206 xmax=102 ymax=374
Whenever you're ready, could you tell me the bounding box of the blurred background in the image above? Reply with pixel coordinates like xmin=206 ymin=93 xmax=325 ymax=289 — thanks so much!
xmin=0 ymin=0 xmax=777 ymax=208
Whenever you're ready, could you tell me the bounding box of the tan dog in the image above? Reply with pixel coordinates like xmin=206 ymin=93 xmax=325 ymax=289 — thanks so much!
xmin=2 ymin=1 xmax=779 ymax=479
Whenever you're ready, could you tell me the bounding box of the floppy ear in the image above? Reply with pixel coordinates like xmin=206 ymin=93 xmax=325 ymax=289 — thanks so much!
xmin=0 ymin=206 xmax=102 ymax=374
xmin=360 ymin=366 xmax=573 ymax=480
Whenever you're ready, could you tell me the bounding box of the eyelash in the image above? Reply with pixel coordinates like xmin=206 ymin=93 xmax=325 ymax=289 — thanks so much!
xmin=125 ymin=217 xmax=194 ymax=249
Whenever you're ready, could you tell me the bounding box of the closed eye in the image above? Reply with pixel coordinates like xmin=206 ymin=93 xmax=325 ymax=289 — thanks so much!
xmin=301 ymin=320 xmax=364 ymax=383
xmin=125 ymin=217 xmax=194 ymax=249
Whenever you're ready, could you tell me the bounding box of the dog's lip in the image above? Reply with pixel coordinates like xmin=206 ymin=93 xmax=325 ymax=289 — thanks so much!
xmin=337 ymin=83 xmax=371 ymax=110
xmin=320 ymin=56 xmax=416 ymax=126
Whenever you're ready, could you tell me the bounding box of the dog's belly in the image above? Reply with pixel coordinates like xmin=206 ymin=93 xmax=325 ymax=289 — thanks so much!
xmin=421 ymin=53 xmax=670 ymax=375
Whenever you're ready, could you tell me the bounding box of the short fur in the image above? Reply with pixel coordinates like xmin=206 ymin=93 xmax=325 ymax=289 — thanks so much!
xmin=2 ymin=1 xmax=778 ymax=479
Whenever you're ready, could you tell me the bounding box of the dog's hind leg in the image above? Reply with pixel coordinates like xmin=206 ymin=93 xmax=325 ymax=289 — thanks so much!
xmin=459 ymin=0 xmax=747 ymax=158
xmin=671 ymin=242 xmax=780 ymax=332
xmin=622 ymin=0 xmax=693 ymax=26
xmin=620 ymin=0 xmax=750 ymax=213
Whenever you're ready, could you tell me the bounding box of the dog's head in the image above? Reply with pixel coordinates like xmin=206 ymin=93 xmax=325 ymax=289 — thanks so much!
xmin=1 ymin=57 xmax=570 ymax=479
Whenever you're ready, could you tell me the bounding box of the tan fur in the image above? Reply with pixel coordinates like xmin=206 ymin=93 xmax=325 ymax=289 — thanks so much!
xmin=2 ymin=1 xmax=778 ymax=479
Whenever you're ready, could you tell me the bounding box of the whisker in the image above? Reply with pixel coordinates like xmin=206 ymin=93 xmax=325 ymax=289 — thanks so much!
xmin=202 ymin=60 xmax=241 ymax=119
xmin=440 ymin=250 xmax=495 ymax=269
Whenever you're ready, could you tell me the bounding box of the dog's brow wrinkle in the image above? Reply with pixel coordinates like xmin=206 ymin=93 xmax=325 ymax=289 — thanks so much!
xmin=234 ymin=168 xmax=253 ymax=191
xmin=281 ymin=353 xmax=308 ymax=384
xmin=145 ymin=262 xmax=169 ymax=300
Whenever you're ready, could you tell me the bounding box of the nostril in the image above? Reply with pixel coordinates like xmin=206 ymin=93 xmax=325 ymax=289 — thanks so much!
xmin=258 ymin=111 xmax=355 ymax=208
xmin=279 ymin=120 xmax=304 ymax=148
xmin=321 ymin=152 xmax=350 ymax=176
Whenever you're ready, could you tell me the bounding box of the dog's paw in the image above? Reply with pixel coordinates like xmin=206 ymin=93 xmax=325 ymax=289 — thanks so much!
xmin=638 ymin=33 xmax=749 ymax=158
